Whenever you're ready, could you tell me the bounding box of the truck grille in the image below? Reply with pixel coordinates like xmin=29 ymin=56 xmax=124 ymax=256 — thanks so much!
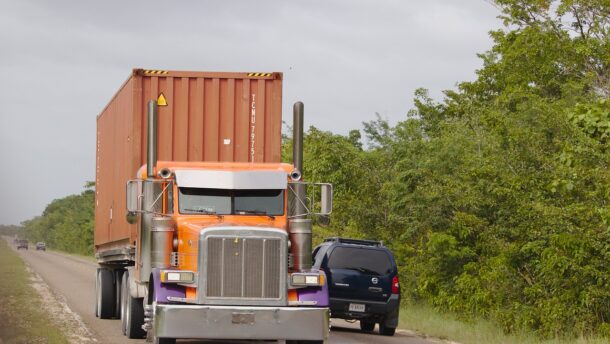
xmin=199 ymin=228 xmax=287 ymax=305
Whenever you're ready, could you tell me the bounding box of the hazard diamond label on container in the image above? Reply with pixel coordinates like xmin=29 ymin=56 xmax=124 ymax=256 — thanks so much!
xmin=157 ymin=93 xmax=168 ymax=106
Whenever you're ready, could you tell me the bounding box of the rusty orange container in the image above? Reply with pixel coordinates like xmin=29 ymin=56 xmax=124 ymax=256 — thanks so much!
xmin=95 ymin=69 xmax=283 ymax=251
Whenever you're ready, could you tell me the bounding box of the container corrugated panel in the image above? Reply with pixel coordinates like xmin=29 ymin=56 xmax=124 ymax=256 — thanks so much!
xmin=95 ymin=69 xmax=283 ymax=250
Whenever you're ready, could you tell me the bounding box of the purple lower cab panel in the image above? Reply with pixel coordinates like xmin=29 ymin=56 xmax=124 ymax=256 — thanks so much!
xmin=151 ymin=268 xmax=186 ymax=303
xmin=297 ymin=270 xmax=329 ymax=306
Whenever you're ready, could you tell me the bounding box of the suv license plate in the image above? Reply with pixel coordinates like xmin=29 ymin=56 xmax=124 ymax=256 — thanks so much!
xmin=349 ymin=303 xmax=365 ymax=312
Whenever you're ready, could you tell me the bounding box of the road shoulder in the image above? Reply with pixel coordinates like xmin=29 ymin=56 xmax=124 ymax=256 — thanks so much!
xmin=1 ymin=237 xmax=97 ymax=344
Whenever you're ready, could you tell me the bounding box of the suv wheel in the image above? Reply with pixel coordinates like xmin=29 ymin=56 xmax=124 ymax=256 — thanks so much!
xmin=360 ymin=320 xmax=375 ymax=332
xmin=379 ymin=322 xmax=396 ymax=336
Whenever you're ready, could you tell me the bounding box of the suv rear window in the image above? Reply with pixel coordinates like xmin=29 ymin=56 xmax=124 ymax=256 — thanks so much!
xmin=328 ymin=247 xmax=392 ymax=276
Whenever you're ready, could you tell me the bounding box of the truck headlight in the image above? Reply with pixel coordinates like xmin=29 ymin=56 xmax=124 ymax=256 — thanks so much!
xmin=290 ymin=272 xmax=325 ymax=287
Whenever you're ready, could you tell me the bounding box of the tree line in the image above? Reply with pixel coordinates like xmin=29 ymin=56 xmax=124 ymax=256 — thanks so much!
xmin=10 ymin=0 xmax=610 ymax=339
xmin=19 ymin=182 xmax=95 ymax=256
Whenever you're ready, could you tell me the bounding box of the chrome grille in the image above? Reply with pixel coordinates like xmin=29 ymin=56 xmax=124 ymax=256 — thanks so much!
xmin=199 ymin=228 xmax=287 ymax=306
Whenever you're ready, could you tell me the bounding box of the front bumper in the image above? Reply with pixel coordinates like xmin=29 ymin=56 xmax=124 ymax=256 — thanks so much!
xmin=154 ymin=304 xmax=329 ymax=341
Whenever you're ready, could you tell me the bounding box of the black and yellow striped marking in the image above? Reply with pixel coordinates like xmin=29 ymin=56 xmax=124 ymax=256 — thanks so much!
xmin=144 ymin=70 xmax=169 ymax=75
xmin=247 ymin=72 xmax=272 ymax=77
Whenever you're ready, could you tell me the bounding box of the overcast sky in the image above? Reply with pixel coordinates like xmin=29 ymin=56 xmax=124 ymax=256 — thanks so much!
xmin=0 ymin=0 xmax=501 ymax=225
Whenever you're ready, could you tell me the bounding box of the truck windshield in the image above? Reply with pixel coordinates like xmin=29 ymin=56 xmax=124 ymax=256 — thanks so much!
xmin=178 ymin=188 xmax=284 ymax=216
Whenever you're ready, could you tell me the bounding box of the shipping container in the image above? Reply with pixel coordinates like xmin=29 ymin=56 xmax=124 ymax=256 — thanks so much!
xmin=95 ymin=69 xmax=283 ymax=252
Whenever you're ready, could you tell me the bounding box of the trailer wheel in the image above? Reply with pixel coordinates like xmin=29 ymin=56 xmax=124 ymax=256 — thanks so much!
xmin=123 ymin=271 xmax=146 ymax=339
xmin=95 ymin=268 xmax=115 ymax=319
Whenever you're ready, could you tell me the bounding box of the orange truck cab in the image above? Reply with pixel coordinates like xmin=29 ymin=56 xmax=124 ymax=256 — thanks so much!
xmin=94 ymin=70 xmax=332 ymax=344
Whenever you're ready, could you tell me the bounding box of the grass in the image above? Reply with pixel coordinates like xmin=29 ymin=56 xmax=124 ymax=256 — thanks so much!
xmin=0 ymin=239 xmax=69 ymax=344
xmin=399 ymin=302 xmax=609 ymax=344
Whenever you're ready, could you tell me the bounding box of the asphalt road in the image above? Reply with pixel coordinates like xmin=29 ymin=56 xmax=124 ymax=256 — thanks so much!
xmin=12 ymin=247 xmax=434 ymax=344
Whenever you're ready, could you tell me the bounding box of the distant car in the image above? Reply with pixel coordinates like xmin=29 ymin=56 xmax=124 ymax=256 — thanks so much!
xmin=36 ymin=242 xmax=46 ymax=251
xmin=17 ymin=239 xmax=29 ymax=250
xmin=313 ymin=237 xmax=400 ymax=336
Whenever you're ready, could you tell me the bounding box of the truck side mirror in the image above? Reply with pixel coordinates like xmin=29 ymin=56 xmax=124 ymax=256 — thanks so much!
xmin=319 ymin=184 xmax=333 ymax=215
xmin=126 ymin=180 xmax=143 ymax=212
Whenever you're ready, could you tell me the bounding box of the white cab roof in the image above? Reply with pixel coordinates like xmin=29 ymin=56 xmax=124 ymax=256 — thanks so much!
xmin=174 ymin=170 xmax=287 ymax=190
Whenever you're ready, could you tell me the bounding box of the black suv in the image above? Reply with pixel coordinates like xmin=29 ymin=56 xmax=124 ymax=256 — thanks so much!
xmin=313 ymin=237 xmax=400 ymax=336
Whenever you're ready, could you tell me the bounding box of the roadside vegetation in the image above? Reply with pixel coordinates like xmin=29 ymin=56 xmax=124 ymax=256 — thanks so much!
xmin=0 ymin=239 xmax=68 ymax=343
xmin=398 ymin=303 xmax=608 ymax=344
xmin=5 ymin=0 xmax=610 ymax=341
xmin=18 ymin=182 xmax=95 ymax=256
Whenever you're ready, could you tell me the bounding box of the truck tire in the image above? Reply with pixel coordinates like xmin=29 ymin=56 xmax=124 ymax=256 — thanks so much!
xmin=120 ymin=272 xmax=128 ymax=335
xmin=122 ymin=271 xmax=146 ymax=338
xmin=146 ymin=281 xmax=176 ymax=344
xmin=114 ymin=269 xmax=124 ymax=319
xmin=95 ymin=268 xmax=115 ymax=319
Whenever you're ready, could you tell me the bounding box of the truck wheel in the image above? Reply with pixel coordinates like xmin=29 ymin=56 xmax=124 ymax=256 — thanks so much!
xmin=123 ymin=271 xmax=146 ymax=338
xmin=95 ymin=268 xmax=115 ymax=319
xmin=379 ymin=322 xmax=396 ymax=336
xmin=114 ymin=269 xmax=124 ymax=319
xmin=360 ymin=320 xmax=375 ymax=332
xmin=146 ymin=282 xmax=176 ymax=344
xmin=120 ymin=272 xmax=128 ymax=335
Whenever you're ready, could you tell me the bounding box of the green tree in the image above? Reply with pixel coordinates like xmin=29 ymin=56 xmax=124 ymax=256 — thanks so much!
xmin=22 ymin=185 xmax=94 ymax=255
xmin=384 ymin=0 xmax=610 ymax=337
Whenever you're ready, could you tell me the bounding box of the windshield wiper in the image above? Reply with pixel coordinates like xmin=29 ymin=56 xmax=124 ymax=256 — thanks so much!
xmin=235 ymin=209 xmax=275 ymax=219
xmin=183 ymin=208 xmax=222 ymax=217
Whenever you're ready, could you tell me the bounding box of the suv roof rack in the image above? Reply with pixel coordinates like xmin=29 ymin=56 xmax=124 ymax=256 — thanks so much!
xmin=324 ymin=237 xmax=383 ymax=247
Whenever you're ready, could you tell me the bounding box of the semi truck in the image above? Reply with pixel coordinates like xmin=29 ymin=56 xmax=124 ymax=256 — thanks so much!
xmin=94 ymin=69 xmax=332 ymax=344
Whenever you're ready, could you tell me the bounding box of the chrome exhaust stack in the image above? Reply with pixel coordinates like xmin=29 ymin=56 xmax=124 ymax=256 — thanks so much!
xmin=289 ymin=101 xmax=312 ymax=271
xmin=140 ymin=100 xmax=159 ymax=282
xmin=292 ymin=101 xmax=306 ymax=217
xmin=147 ymin=100 xmax=158 ymax=178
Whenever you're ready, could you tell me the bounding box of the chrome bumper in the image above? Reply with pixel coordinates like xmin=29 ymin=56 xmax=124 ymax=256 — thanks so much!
xmin=154 ymin=304 xmax=329 ymax=341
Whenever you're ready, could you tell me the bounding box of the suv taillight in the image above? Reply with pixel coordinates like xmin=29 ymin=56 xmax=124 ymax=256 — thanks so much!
xmin=392 ymin=276 xmax=400 ymax=294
